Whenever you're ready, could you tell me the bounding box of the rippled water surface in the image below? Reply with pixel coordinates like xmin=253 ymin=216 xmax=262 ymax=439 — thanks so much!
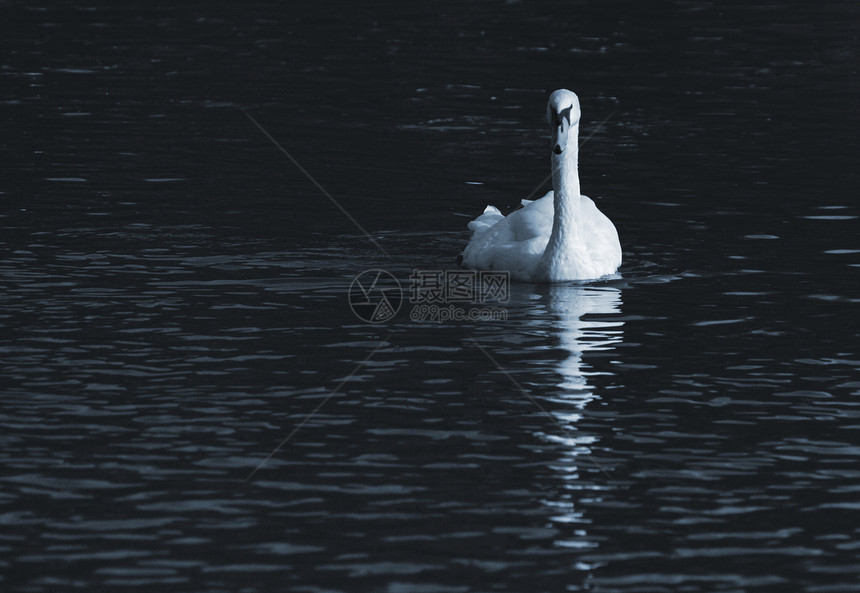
xmin=2 ymin=1 xmax=859 ymax=591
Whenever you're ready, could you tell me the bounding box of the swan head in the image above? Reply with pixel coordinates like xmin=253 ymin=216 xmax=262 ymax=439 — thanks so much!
xmin=547 ymin=89 xmax=581 ymax=155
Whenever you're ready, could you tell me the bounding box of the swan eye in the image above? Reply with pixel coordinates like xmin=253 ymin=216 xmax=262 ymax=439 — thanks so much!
xmin=559 ymin=106 xmax=572 ymax=126
xmin=550 ymin=106 xmax=573 ymax=128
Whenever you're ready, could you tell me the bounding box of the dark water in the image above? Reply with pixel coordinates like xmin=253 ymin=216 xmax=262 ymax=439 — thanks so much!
xmin=2 ymin=1 xmax=859 ymax=591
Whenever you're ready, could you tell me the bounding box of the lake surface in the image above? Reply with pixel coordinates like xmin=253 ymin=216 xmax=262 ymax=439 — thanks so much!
xmin=2 ymin=1 xmax=858 ymax=591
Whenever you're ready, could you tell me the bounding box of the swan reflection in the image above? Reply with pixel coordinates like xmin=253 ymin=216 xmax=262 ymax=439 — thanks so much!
xmin=539 ymin=285 xmax=623 ymax=540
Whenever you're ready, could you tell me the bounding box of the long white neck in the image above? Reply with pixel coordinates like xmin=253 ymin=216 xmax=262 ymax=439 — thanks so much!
xmin=539 ymin=124 xmax=585 ymax=275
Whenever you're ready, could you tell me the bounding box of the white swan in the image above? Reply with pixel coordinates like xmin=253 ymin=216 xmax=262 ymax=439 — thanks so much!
xmin=461 ymin=89 xmax=621 ymax=282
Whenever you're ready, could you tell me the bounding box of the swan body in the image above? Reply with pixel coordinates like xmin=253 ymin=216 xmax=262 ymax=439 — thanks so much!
xmin=461 ymin=89 xmax=621 ymax=282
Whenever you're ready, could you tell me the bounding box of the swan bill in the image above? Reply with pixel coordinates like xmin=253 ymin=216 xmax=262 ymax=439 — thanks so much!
xmin=552 ymin=116 xmax=570 ymax=154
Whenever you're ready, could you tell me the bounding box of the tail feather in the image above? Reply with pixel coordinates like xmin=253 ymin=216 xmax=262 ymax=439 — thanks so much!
xmin=467 ymin=205 xmax=504 ymax=233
